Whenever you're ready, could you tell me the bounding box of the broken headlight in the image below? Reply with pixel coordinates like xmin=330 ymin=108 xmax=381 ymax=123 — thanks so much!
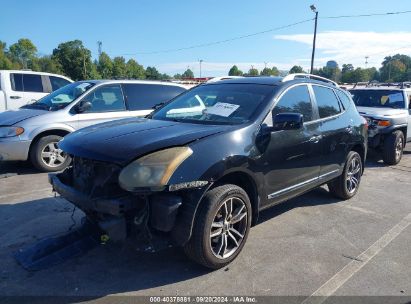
xmin=118 ymin=147 xmax=193 ymax=191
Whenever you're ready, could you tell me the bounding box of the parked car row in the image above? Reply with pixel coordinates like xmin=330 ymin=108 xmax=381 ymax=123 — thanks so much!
xmin=1 ymin=72 xmax=409 ymax=269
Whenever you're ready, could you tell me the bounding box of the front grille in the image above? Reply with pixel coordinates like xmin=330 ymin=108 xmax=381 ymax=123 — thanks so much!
xmin=72 ymin=157 xmax=125 ymax=198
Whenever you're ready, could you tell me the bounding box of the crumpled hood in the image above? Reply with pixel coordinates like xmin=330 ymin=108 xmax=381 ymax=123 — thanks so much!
xmin=60 ymin=117 xmax=230 ymax=165
xmin=0 ymin=109 xmax=47 ymax=126
xmin=357 ymin=106 xmax=408 ymax=118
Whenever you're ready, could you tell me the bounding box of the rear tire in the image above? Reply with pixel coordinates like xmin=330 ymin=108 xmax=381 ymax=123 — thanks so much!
xmin=30 ymin=135 xmax=71 ymax=172
xmin=184 ymin=184 xmax=251 ymax=269
xmin=328 ymin=151 xmax=362 ymax=200
xmin=382 ymin=130 xmax=404 ymax=165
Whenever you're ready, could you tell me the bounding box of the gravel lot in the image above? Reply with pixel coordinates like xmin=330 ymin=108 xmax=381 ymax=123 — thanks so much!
xmin=0 ymin=147 xmax=410 ymax=302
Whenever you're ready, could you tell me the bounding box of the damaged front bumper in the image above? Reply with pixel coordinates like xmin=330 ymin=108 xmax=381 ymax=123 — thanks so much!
xmin=49 ymin=167 xmax=210 ymax=246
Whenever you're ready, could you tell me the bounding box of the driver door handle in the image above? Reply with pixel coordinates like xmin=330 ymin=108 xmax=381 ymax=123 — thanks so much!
xmin=10 ymin=96 xmax=22 ymax=99
xmin=309 ymin=135 xmax=322 ymax=143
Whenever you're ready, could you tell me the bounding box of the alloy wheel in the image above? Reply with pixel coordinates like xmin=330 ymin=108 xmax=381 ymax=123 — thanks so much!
xmin=209 ymin=197 xmax=248 ymax=259
xmin=395 ymin=137 xmax=403 ymax=161
xmin=346 ymin=156 xmax=361 ymax=194
xmin=41 ymin=142 xmax=67 ymax=168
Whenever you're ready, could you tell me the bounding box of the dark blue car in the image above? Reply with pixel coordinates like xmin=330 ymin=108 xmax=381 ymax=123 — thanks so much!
xmin=49 ymin=75 xmax=368 ymax=269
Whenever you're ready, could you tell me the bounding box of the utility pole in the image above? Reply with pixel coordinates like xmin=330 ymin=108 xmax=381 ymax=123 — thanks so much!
xmin=199 ymin=59 xmax=203 ymax=78
xmin=97 ymin=41 xmax=102 ymax=57
xmin=310 ymin=5 xmax=318 ymax=74
xmin=82 ymin=49 xmax=87 ymax=79
xmin=264 ymin=61 xmax=268 ymax=69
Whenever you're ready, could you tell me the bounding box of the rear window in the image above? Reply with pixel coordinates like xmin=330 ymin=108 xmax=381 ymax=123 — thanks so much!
xmin=350 ymin=89 xmax=406 ymax=109
xmin=313 ymin=85 xmax=341 ymax=118
xmin=335 ymin=89 xmax=352 ymax=110
xmin=122 ymin=84 xmax=186 ymax=111
xmin=50 ymin=76 xmax=71 ymax=91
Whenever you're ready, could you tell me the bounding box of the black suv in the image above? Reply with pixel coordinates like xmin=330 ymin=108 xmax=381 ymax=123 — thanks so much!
xmin=49 ymin=75 xmax=368 ymax=269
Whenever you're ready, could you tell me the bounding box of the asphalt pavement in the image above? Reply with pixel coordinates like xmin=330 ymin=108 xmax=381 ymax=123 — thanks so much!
xmin=0 ymin=148 xmax=410 ymax=303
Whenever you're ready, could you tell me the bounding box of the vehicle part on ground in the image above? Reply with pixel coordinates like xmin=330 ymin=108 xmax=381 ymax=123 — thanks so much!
xmin=14 ymin=221 xmax=100 ymax=271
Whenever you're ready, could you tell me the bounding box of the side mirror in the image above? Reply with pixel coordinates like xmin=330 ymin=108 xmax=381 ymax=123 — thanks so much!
xmin=76 ymin=101 xmax=92 ymax=113
xmin=272 ymin=113 xmax=303 ymax=131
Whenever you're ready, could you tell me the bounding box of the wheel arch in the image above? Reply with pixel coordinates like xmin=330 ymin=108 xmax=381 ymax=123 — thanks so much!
xmin=211 ymin=171 xmax=260 ymax=226
xmin=350 ymin=143 xmax=365 ymax=173
xmin=396 ymin=126 xmax=407 ymax=146
xmin=29 ymin=129 xmax=71 ymax=156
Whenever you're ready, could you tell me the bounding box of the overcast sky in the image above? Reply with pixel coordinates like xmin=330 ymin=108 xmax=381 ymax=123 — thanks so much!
xmin=1 ymin=0 xmax=411 ymax=76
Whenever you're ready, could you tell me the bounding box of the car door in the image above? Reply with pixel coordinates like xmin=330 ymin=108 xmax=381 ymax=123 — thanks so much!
xmin=75 ymin=84 xmax=132 ymax=129
xmin=260 ymin=84 xmax=322 ymax=203
xmin=311 ymin=85 xmax=348 ymax=178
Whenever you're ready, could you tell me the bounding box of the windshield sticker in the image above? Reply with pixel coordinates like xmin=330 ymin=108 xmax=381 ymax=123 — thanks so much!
xmin=206 ymin=102 xmax=240 ymax=117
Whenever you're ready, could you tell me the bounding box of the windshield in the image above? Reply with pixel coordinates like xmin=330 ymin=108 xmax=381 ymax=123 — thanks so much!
xmin=21 ymin=82 xmax=95 ymax=111
xmin=151 ymin=84 xmax=273 ymax=125
xmin=350 ymin=89 xmax=405 ymax=109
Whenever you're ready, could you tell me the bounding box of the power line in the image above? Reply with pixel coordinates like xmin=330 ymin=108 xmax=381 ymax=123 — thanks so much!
xmin=119 ymin=18 xmax=314 ymax=55
xmin=111 ymin=9 xmax=411 ymax=56
xmin=321 ymin=9 xmax=411 ymax=19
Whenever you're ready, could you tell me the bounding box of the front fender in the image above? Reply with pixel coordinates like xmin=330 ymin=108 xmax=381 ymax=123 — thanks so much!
xmin=169 ymin=125 xmax=263 ymax=245
xmin=27 ymin=123 xmax=76 ymax=141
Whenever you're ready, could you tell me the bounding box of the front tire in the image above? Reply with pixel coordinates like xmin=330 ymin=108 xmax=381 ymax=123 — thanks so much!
xmin=382 ymin=130 xmax=404 ymax=165
xmin=30 ymin=135 xmax=71 ymax=172
xmin=184 ymin=184 xmax=252 ymax=269
xmin=328 ymin=151 xmax=362 ymax=200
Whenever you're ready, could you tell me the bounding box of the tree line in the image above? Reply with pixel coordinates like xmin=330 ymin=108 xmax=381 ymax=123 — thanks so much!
xmin=228 ymin=54 xmax=411 ymax=83
xmin=0 ymin=38 xmax=195 ymax=81
xmin=2 ymin=38 xmax=411 ymax=83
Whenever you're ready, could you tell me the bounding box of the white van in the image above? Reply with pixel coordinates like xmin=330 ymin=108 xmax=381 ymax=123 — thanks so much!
xmin=0 ymin=70 xmax=73 ymax=111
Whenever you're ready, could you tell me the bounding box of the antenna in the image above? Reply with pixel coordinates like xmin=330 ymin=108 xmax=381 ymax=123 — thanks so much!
xmin=97 ymin=41 xmax=102 ymax=57
xmin=365 ymin=56 xmax=369 ymax=68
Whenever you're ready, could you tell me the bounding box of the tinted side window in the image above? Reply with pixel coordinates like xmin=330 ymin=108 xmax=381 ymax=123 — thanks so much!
xmin=313 ymin=85 xmax=341 ymax=118
xmin=50 ymin=76 xmax=71 ymax=91
xmin=11 ymin=73 xmax=24 ymax=91
xmin=83 ymin=84 xmax=126 ymax=113
xmin=123 ymin=84 xmax=186 ymax=111
xmin=273 ymin=85 xmax=313 ymax=122
xmin=335 ymin=89 xmax=352 ymax=110
xmin=23 ymin=74 xmax=44 ymax=92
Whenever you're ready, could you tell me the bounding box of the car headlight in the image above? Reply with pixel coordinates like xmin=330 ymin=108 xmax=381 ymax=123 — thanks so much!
xmin=118 ymin=147 xmax=193 ymax=191
xmin=0 ymin=126 xmax=24 ymax=138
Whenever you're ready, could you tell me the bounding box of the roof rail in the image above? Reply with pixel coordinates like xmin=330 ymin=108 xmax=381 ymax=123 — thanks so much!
xmin=282 ymin=73 xmax=339 ymax=87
